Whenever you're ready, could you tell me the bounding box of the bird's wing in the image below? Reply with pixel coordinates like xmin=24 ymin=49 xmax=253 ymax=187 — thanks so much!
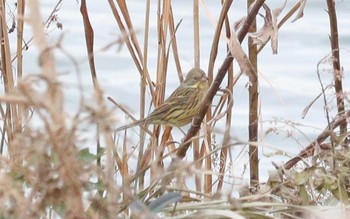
xmin=148 ymin=86 xmax=196 ymax=118
xmin=164 ymin=86 xmax=196 ymax=106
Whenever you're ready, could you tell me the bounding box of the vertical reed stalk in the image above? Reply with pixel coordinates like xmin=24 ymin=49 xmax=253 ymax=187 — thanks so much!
xmin=169 ymin=9 xmax=183 ymax=80
xmin=0 ymin=1 xmax=18 ymax=158
xmin=138 ymin=0 xmax=151 ymax=189
xmin=16 ymin=0 xmax=26 ymax=147
xmin=326 ymin=0 xmax=347 ymax=141
xmin=193 ymin=0 xmax=200 ymax=68
xmin=193 ymin=0 xmax=211 ymax=194
xmin=247 ymin=0 xmax=259 ymax=189
xmin=217 ymin=9 xmax=233 ymax=191
xmin=16 ymin=0 xmax=25 ymax=80
xmin=149 ymin=0 xmax=171 ymax=184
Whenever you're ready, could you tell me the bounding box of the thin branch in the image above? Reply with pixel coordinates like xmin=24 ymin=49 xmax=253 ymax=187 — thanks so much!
xmin=284 ymin=110 xmax=350 ymax=170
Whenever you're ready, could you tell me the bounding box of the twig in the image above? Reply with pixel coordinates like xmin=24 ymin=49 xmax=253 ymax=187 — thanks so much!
xmin=284 ymin=110 xmax=350 ymax=170
xmin=316 ymin=55 xmax=335 ymax=165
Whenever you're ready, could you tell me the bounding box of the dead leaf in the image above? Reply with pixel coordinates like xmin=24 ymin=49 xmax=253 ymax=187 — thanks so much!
xmin=248 ymin=1 xmax=287 ymax=54
xmin=292 ymin=0 xmax=307 ymax=23
xmin=229 ymin=30 xmax=257 ymax=81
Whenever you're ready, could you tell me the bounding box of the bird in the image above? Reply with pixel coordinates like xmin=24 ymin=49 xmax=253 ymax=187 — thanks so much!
xmin=115 ymin=68 xmax=209 ymax=132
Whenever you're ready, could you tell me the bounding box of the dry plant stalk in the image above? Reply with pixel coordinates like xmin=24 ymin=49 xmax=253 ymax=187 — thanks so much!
xmin=0 ymin=1 xmax=122 ymax=218
xmin=326 ymin=0 xmax=347 ymax=138
xmin=0 ymin=0 xmax=19 ymax=157
xmin=22 ymin=1 xmax=83 ymax=217
xmin=247 ymin=0 xmax=259 ymax=189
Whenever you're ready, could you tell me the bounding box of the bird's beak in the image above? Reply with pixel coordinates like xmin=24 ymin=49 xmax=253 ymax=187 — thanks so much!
xmin=202 ymin=76 xmax=208 ymax=81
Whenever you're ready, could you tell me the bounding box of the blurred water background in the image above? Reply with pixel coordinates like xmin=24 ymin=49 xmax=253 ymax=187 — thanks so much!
xmin=20 ymin=0 xmax=350 ymax=184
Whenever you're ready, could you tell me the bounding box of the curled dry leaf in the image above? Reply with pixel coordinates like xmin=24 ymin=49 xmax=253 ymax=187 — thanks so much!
xmin=292 ymin=0 xmax=307 ymax=23
xmin=228 ymin=30 xmax=257 ymax=81
xmin=248 ymin=1 xmax=287 ymax=54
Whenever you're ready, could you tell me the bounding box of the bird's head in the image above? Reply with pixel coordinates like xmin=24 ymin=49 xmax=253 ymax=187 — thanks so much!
xmin=184 ymin=68 xmax=209 ymax=89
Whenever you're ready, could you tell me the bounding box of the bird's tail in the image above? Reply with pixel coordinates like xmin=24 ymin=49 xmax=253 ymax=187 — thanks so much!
xmin=114 ymin=118 xmax=147 ymax=132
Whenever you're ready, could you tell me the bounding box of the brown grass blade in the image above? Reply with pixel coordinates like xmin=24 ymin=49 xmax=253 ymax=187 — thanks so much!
xmin=1 ymin=0 xmax=19 ymax=157
xmin=80 ymin=0 xmax=98 ymax=85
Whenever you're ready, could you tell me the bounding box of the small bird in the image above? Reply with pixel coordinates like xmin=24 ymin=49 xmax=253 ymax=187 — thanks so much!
xmin=115 ymin=68 xmax=209 ymax=132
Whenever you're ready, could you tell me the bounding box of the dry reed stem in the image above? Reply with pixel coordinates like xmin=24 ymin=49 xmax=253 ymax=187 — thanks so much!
xmin=247 ymin=0 xmax=259 ymax=189
xmin=217 ymin=92 xmax=233 ymax=191
xmin=122 ymin=131 xmax=130 ymax=186
xmin=16 ymin=0 xmax=26 ymax=141
xmin=0 ymin=0 xmax=19 ymax=158
xmin=155 ymin=0 xmax=170 ymax=106
xmin=80 ymin=0 xmax=98 ymax=86
xmin=139 ymin=0 xmax=151 ymax=186
xmin=107 ymin=0 xmax=155 ymax=98
xmin=193 ymin=0 xmax=210 ymax=194
xmin=194 ymin=0 xmax=200 ymax=68
xmin=156 ymin=126 xmax=173 ymax=166
xmin=218 ymin=22 xmax=234 ymax=191
xmin=326 ymin=0 xmax=347 ymax=138
xmin=169 ymin=9 xmax=183 ymax=81
xmin=117 ymin=0 xmax=143 ymax=62
xmin=16 ymin=0 xmax=25 ymax=79
xmin=196 ymin=1 xmax=213 ymax=194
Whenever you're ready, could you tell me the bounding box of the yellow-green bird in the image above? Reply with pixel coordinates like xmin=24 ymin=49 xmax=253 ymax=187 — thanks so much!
xmin=115 ymin=68 xmax=208 ymax=131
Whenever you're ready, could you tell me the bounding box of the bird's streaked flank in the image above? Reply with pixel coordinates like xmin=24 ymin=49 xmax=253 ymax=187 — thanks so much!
xmin=115 ymin=68 xmax=209 ymax=132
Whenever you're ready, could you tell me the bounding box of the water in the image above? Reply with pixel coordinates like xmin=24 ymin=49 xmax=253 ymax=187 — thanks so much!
xmin=21 ymin=0 xmax=350 ymax=184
